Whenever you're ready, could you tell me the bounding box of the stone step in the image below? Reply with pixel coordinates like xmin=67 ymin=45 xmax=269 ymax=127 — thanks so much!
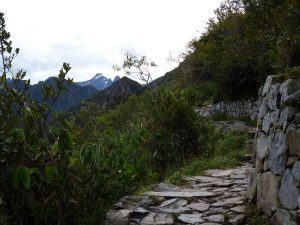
xmin=105 ymin=164 xmax=253 ymax=225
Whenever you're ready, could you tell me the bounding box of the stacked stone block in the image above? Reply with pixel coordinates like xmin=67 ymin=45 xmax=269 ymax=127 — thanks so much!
xmin=250 ymin=75 xmax=300 ymax=225
xmin=212 ymin=100 xmax=259 ymax=121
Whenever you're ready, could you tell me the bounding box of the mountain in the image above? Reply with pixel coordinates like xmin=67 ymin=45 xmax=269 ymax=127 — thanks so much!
xmin=77 ymin=73 xmax=120 ymax=90
xmin=29 ymin=77 xmax=98 ymax=111
xmin=86 ymin=76 xmax=143 ymax=108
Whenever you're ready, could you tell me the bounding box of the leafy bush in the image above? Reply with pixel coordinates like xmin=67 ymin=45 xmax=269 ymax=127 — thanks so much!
xmin=0 ymin=12 xmax=90 ymax=225
xmin=143 ymin=88 xmax=199 ymax=172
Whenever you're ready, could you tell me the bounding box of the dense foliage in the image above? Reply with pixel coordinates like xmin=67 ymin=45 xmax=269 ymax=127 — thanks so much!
xmin=2 ymin=0 xmax=299 ymax=224
xmin=177 ymin=0 xmax=300 ymax=101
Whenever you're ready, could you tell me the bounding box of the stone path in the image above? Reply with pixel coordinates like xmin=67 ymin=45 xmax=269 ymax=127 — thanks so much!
xmin=105 ymin=163 xmax=254 ymax=225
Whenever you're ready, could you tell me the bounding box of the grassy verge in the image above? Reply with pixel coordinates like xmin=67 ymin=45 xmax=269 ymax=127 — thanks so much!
xmin=135 ymin=127 xmax=251 ymax=193
xmin=166 ymin=128 xmax=251 ymax=184
xmin=209 ymin=113 xmax=257 ymax=127
xmin=245 ymin=204 xmax=271 ymax=225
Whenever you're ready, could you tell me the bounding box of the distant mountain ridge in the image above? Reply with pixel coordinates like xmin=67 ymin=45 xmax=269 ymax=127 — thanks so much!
xmin=76 ymin=73 xmax=120 ymax=90
xmin=86 ymin=76 xmax=143 ymax=108
xmin=30 ymin=77 xmax=98 ymax=111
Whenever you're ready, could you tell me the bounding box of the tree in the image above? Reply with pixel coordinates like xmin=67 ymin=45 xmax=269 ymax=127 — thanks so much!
xmin=0 ymin=12 xmax=83 ymax=225
xmin=113 ymin=50 xmax=157 ymax=85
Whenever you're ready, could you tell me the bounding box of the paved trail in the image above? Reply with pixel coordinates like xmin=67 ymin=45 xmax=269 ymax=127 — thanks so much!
xmin=106 ymin=162 xmax=254 ymax=225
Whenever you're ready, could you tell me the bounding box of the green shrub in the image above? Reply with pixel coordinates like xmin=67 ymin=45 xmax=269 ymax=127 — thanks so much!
xmin=143 ymin=88 xmax=199 ymax=172
xmin=0 ymin=12 xmax=90 ymax=225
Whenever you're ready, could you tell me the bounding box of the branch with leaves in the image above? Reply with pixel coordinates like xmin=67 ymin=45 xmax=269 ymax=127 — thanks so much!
xmin=113 ymin=51 xmax=157 ymax=85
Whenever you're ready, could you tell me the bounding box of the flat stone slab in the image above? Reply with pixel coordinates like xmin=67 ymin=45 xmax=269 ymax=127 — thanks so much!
xmin=146 ymin=190 xmax=218 ymax=198
xmin=178 ymin=213 xmax=204 ymax=223
xmin=207 ymin=214 xmax=225 ymax=223
xmin=105 ymin=163 xmax=253 ymax=225
xmin=139 ymin=213 xmax=174 ymax=225
xmin=230 ymin=206 xmax=246 ymax=213
xmin=187 ymin=202 xmax=210 ymax=212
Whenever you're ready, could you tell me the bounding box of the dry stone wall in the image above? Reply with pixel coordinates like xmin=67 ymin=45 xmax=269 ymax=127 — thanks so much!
xmin=248 ymin=75 xmax=300 ymax=225
xmin=197 ymin=100 xmax=259 ymax=120
xmin=212 ymin=100 xmax=259 ymax=121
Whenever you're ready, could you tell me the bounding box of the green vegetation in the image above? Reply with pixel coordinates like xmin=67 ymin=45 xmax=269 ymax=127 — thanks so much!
xmin=272 ymin=66 xmax=300 ymax=83
xmin=1 ymin=0 xmax=300 ymax=224
xmin=245 ymin=204 xmax=271 ymax=225
xmin=210 ymin=113 xmax=257 ymax=127
xmin=167 ymin=0 xmax=300 ymax=102
xmin=166 ymin=129 xmax=250 ymax=184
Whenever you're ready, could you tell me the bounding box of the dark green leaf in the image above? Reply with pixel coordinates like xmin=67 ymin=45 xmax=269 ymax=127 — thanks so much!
xmin=19 ymin=166 xmax=31 ymax=189
xmin=58 ymin=130 xmax=74 ymax=151
xmin=13 ymin=166 xmax=31 ymax=189
xmin=44 ymin=166 xmax=56 ymax=182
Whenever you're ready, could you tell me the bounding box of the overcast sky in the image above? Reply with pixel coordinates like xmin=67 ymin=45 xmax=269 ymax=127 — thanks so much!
xmin=2 ymin=0 xmax=222 ymax=84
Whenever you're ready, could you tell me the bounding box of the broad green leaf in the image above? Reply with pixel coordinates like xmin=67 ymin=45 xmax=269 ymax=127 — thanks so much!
xmin=13 ymin=128 xmax=25 ymax=141
xmin=13 ymin=166 xmax=30 ymax=189
xmin=19 ymin=166 xmax=30 ymax=189
xmin=44 ymin=166 xmax=56 ymax=182
xmin=13 ymin=168 xmax=20 ymax=188
xmin=30 ymin=168 xmax=40 ymax=174
xmin=58 ymin=130 xmax=74 ymax=151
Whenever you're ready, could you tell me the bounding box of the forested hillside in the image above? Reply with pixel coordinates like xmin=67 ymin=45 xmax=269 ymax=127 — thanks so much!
xmin=0 ymin=0 xmax=300 ymax=225
xmin=166 ymin=0 xmax=300 ymax=101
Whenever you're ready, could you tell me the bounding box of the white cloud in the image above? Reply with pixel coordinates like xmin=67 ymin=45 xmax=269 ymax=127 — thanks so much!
xmin=2 ymin=0 xmax=222 ymax=83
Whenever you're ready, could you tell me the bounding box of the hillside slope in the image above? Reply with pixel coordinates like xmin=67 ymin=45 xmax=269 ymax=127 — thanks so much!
xmin=86 ymin=76 xmax=143 ymax=108
xmin=30 ymin=77 xmax=98 ymax=111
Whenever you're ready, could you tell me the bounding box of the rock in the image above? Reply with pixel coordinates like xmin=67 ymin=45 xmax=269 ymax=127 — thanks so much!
xmin=158 ymin=199 xmax=190 ymax=214
xmin=257 ymin=172 xmax=280 ymax=215
xmin=271 ymin=109 xmax=280 ymax=123
xmin=279 ymin=107 xmax=297 ymax=130
xmin=207 ymin=214 xmax=225 ymax=223
xmin=105 ymin=209 xmax=131 ymax=225
xmin=184 ymin=176 xmax=221 ymax=183
xmin=157 ymin=206 xmax=191 ymax=214
xmin=114 ymin=196 xmax=153 ymax=210
xmin=268 ymin=130 xmax=287 ymax=175
xmin=211 ymin=169 xmax=235 ymax=177
xmin=228 ymin=214 xmax=246 ymax=225
xmin=231 ymin=187 xmax=246 ymax=192
xmin=284 ymin=90 xmax=300 ymax=107
xmin=267 ymin=84 xmax=280 ymax=111
xmin=213 ymin=187 xmax=230 ymax=192
xmin=262 ymin=113 xmax=272 ymax=134
xmin=262 ymin=76 xmax=274 ymax=96
xmin=292 ymin=161 xmax=300 ymax=182
xmin=287 ymin=157 xmax=296 ymax=167
xmin=271 ymin=208 xmax=297 ymax=225
xmin=279 ymin=169 xmax=299 ymax=210
xmin=246 ymin=171 xmax=259 ymax=202
xmin=230 ymin=206 xmax=246 ymax=213
xmin=280 ymin=79 xmax=300 ymax=106
xmin=255 ymin=132 xmax=270 ymax=160
xmin=263 ymin=160 xmax=269 ymax=171
xmin=178 ymin=213 xmax=204 ymax=224
xmin=287 ymin=124 xmax=300 ymax=157
xmin=258 ymin=98 xmax=267 ymax=119
xmin=104 ymin=163 xmax=252 ymax=225
xmin=146 ymin=190 xmax=218 ymax=198
xmin=211 ymin=196 xmax=244 ymax=208
xmin=204 ymin=207 xmax=229 ymax=215
xmin=200 ymin=223 xmax=222 ymax=225
xmin=187 ymin=202 xmax=210 ymax=212
xmin=159 ymin=198 xmax=178 ymax=208
xmin=139 ymin=213 xmax=174 ymax=225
